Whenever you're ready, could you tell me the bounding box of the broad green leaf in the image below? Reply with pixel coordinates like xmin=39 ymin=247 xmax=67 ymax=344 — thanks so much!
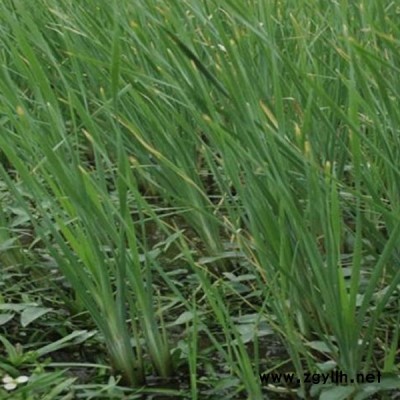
xmin=0 ymin=313 xmax=14 ymax=325
xmin=320 ymin=386 xmax=355 ymax=400
xmin=316 ymin=360 xmax=337 ymax=373
xmin=169 ymin=311 xmax=194 ymax=326
xmin=36 ymin=330 xmax=96 ymax=357
xmin=306 ymin=341 xmax=337 ymax=354
xmin=20 ymin=307 xmax=52 ymax=327
xmin=0 ymin=303 xmax=38 ymax=312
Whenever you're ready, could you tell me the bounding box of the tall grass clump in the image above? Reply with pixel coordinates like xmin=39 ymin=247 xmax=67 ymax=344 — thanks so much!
xmin=1 ymin=0 xmax=399 ymax=397
xmin=0 ymin=2 xmax=174 ymax=387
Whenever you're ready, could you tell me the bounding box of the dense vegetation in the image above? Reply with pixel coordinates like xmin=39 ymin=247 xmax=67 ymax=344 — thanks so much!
xmin=0 ymin=1 xmax=399 ymax=398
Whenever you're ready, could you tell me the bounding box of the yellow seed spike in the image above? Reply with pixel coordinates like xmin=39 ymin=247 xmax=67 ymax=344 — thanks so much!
xmin=129 ymin=156 xmax=139 ymax=166
xmin=324 ymin=160 xmax=331 ymax=175
xmin=294 ymin=122 xmax=302 ymax=139
xmin=202 ymin=114 xmax=212 ymax=123
xmin=78 ymin=165 xmax=87 ymax=175
xmin=259 ymin=100 xmax=278 ymax=129
xmin=130 ymin=20 xmax=139 ymax=29
xmin=16 ymin=105 xmax=25 ymax=116
xmin=304 ymin=140 xmax=311 ymax=157
xmin=82 ymin=129 xmax=94 ymax=143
